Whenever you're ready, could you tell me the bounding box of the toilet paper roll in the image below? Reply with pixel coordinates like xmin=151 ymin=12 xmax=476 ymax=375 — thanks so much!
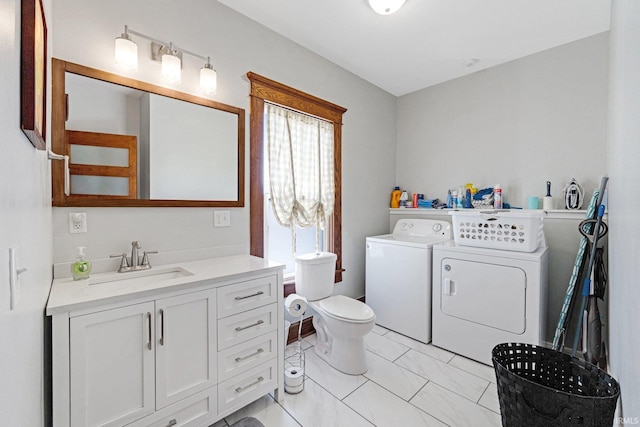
xmin=284 ymin=293 xmax=307 ymax=317
xmin=284 ymin=366 xmax=304 ymax=394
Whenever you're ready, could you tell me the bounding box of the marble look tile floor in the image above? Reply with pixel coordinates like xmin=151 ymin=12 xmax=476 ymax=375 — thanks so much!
xmin=212 ymin=325 xmax=502 ymax=427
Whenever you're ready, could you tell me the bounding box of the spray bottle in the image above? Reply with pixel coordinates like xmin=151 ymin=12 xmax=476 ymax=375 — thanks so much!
xmin=494 ymin=184 xmax=503 ymax=209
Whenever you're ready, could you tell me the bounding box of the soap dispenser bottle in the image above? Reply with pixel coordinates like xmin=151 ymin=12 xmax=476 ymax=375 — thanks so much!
xmin=71 ymin=246 xmax=92 ymax=281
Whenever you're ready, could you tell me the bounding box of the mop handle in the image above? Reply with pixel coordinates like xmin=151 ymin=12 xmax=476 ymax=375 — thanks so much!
xmin=572 ymin=203 xmax=606 ymax=355
xmin=582 ymin=205 xmax=606 ymax=297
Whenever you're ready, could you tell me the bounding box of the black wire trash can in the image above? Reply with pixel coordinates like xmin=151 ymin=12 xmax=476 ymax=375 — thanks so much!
xmin=492 ymin=343 xmax=619 ymax=426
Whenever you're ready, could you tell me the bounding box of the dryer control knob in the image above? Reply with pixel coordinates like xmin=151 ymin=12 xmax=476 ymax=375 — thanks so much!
xmin=432 ymin=223 xmax=442 ymax=232
xmin=444 ymin=264 xmax=451 ymax=271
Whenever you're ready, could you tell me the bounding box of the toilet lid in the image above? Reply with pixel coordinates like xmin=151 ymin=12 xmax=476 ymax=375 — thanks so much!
xmin=318 ymin=295 xmax=375 ymax=322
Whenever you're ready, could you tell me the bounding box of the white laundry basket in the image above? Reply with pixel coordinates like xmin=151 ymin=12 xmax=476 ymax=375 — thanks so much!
xmin=449 ymin=210 xmax=545 ymax=252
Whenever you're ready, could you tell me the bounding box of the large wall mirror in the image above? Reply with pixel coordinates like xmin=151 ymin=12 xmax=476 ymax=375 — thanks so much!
xmin=51 ymin=58 xmax=245 ymax=207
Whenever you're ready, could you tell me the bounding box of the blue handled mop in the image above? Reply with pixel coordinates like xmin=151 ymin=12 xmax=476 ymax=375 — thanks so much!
xmin=551 ymin=189 xmax=599 ymax=350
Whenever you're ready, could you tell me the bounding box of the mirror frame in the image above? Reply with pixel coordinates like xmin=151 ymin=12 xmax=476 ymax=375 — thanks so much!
xmin=51 ymin=58 xmax=245 ymax=207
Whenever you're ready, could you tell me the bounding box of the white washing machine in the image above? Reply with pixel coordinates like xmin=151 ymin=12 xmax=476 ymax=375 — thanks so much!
xmin=432 ymin=241 xmax=548 ymax=365
xmin=365 ymin=219 xmax=452 ymax=344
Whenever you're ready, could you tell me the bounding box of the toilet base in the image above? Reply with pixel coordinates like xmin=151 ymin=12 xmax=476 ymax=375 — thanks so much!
xmin=312 ymin=315 xmax=369 ymax=375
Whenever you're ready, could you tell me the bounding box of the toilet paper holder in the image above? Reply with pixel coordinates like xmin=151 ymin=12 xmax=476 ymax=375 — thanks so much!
xmin=284 ymin=301 xmax=305 ymax=394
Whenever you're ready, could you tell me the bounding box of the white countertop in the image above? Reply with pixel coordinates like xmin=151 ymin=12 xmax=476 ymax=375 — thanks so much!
xmin=46 ymin=255 xmax=284 ymax=316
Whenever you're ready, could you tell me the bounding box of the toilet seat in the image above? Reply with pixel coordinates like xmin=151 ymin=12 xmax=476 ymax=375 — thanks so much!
xmin=315 ymin=295 xmax=375 ymax=323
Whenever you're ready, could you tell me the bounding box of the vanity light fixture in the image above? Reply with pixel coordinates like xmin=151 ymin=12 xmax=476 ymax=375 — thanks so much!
xmin=368 ymin=0 xmax=406 ymax=15
xmin=161 ymin=43 xmax=182 ymax=84
xmin=114 ymin=26 xmax=138 ymax=70
xmin=200 ymin=58 xmax=217 ymax=94
xmin=114 ymin=25 xmax=217 ymax=94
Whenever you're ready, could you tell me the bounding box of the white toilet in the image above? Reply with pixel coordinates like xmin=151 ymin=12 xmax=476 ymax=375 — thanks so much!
xmin=295 ymin=252 xmax=376 ymax=375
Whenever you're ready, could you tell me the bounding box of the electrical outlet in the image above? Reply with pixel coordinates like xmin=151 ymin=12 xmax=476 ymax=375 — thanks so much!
xmin=69 ymin=212 xmax=87 ymax=234
xmin=213 ymin=210 xmax=231 ymax=227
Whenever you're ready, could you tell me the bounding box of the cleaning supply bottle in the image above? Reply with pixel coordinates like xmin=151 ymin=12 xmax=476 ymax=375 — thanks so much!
xmin=464 ymin=188 xmax=473 ymax=208
xmin=399 ymin=190 xmax=408 ymax=207
xmin=390 ymin=186 xmax=402 ymax=208
xmin=71 ymin=246 xmax=92 ymax=281
xmin=494 ymin=184 xmax=503 ymax=209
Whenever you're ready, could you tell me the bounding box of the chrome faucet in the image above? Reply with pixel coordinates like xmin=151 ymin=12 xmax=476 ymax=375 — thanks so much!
xmin=110 ymin=241 xmax=158 ymax=273
xmin=130 ymin=241 xmax=141 ymax=267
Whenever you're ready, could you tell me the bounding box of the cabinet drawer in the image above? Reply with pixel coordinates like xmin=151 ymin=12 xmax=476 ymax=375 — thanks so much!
xmin=126 ymin=386 xmax=216 ymax=427
xmin=218 ymin=304 xmax=277 ymax=350
xmin=217 ymin=359 xmax=278 ymax=416
xmin=217 ymin=276 xmax=277 ymax=318
xmin=218 ymin=330 xmax=277 ymax=382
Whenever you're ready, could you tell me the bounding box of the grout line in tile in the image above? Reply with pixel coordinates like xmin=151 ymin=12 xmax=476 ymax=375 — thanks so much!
xmin=305 ymin=366 xmax=369 ymax=402
xmin=390 ymin=346 xmax=411 ymax=363
xmin=406 ymin=379 xmax=430 ymax=402
xmin=338 ymin=395 xmax=379 ymax=427
xmin=305 ymin=376 xmax=375 ymax=427
xmin=274 ymin=397 xmax=304 ymax=426
xmin=406 ymin=399 xmax=454 ymax=427
xmin=397 ymin=351 xmax=492 ymax=408
xmin=477 ymin=383 xmax=501 ymax=415
xmin=478 ymin=382 xmax=492 ymax=404
xmin=339 ymin=377 xmax=371 ymax=402
xmin=445 ymin=360 xmax=495 ymax=387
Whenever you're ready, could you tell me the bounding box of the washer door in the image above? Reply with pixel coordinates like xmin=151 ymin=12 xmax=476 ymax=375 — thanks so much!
xmin=440 ymin=258 xmax=526 ymax=334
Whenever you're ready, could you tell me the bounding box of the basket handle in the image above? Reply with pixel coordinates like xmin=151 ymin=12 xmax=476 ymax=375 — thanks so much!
xmin=478 ymin=210 xmax=500 ymax=221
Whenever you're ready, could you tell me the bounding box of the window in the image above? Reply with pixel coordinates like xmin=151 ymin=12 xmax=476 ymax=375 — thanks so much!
xmin=263 ymin=103 xmax=334 ymax=277
xmin=247 ymin=72 xmax=347 ymax=291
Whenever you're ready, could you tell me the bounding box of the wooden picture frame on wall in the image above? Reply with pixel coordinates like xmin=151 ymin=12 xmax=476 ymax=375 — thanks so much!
xmin=20 ymin=0 xmax=48 ymax=150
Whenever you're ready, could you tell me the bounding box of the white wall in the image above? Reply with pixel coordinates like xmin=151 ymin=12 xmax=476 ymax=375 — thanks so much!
xmin=608 ymin=0 xmax=640 ymax=420
xmin=51 ymin=0 xmax=397 ymax=299
xmin=0 ymin=0 xmax=53 ymax=425
xmin=396 ymin=33 xmax=609 ymax=207
xmin=394 ymin=33 xmax=610 ymax=348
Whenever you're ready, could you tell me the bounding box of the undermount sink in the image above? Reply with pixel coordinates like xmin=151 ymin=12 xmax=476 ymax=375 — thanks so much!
xmin=88 ymin=267 xmax=194 ymax=287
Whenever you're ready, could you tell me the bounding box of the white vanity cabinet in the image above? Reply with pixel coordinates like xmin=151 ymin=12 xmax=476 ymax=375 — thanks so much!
xmin=47 ymin=256 xmax=284 ymax=427
xmin=69 ymin=302 xmax=156 ymax=427
xmin=68 ymin=289 xmax=217 ymax=427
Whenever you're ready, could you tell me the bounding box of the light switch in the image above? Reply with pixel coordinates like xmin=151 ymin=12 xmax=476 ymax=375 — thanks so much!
xmin=9 ymin=247 xmax=26 ymax=310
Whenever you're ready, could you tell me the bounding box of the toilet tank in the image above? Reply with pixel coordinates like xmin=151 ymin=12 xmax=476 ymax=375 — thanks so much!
xmin=294 ymin=252 xmax=337 ymax=301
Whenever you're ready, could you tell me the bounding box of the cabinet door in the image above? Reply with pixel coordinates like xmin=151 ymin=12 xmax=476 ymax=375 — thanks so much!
xmin=155 ymin=289 xmax=217 ymax=409
xmin=70 ymin=302 xmax=155 ymax=427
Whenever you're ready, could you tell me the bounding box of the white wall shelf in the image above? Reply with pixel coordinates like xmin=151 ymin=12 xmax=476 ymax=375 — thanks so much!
xmin=389 ymin=208 xmax=602 ymax=221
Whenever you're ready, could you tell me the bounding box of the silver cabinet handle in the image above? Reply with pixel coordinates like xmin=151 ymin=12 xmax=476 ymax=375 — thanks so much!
xmin=235 ymin=319 xmax=264 ymax=332
xmin=146 ymin=312 xmax=152 ymax=350
xmin=235 ymin=290 xmax=264 ymax=300
xmin=235 ymin=348 xmax=264 ymax=363
xmin=159 ymin=309 xmax=165 ymax=346
xmin=235 ymin=376 xmax=264 ymax=393
xmin=167 ymin=419 xmax=177 ymax=427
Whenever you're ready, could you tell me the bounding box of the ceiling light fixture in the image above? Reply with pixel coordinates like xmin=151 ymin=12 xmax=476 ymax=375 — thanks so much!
xmin=114 ymin=25 xmax=218 ymax=94
xmin=368 ymin=0 xmax=406 ymax=15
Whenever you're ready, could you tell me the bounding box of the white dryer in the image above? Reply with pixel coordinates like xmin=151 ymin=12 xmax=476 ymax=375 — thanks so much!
xmin=432 ymin=241 xmax=548 ymax=365
xmin=365 ymin=219 xmax=452 ymax=344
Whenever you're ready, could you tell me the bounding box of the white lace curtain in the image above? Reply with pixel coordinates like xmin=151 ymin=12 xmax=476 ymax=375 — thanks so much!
xmin=265 ymin=102 xmax=335 ymax=252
